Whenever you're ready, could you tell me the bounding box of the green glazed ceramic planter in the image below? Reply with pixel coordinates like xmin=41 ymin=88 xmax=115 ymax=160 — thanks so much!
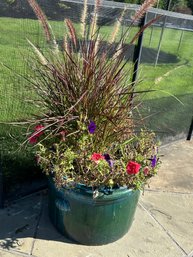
xmin=48 ymin=177 xmax=140 ymax=245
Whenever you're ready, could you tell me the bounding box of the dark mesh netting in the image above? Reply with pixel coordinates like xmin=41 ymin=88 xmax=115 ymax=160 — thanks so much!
xmin=139 ymin=8 xmax=193 ymax=143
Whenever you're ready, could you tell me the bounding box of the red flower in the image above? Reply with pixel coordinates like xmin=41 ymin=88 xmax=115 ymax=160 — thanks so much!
xmin=28 ymin=124 xmax=44 ymax=144
xmin=35 ymin=125 xmax=44 ymax=137
xmin=91 ymin=153 xmax=104 ymax=163
xmin=126 ymin=161 xmax=141 ymax=175
xmin=29 ymin=136 xmax=38 ymax=144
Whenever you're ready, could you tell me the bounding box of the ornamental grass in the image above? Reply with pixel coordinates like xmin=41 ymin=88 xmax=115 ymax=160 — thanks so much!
xmin=16 ymin=0 xmax=161 ymax=192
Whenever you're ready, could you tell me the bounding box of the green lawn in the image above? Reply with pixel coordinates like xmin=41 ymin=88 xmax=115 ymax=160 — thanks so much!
xmin=0 ymin=16 xmax=193 ymax=195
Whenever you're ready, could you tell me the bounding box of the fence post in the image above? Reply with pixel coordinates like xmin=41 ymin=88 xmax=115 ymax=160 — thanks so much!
xmin=130 ymin=13 xmax=147 ymax=104
xmin=177 ymin=29 xmax=184 ymax=53
xmin=187 ymin=117 xmax=193 ymax=141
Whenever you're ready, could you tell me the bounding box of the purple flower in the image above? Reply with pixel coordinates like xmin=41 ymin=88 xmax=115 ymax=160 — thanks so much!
xmin=88 ymin=121 xmax=96 ymax=134
xmin=103 ymin=153 xmax=110 ymax=161
xmin=103 ymin=154 xmax=113 ymax=168
xmin=151 ymin=155 xmax=157 ymax=168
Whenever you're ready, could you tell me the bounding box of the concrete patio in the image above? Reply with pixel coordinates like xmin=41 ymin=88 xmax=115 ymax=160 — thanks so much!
xmin=0 ymin=139 xmax=193 ymax=257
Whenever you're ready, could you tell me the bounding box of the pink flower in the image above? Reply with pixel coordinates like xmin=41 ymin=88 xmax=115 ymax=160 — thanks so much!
xmin=60 ymin=131 xmax=66 ymax=136
xmin=91 ymin=153 xmax=104 ymax=163
xmin=126 ymin=161 xmax=141 ymax=175
xmin=59 ymin=130 xmax=67 ymax=141
xmin=35 ymin=155 xmax=41 ymax=164
xmin=143 ymin=167 xmax=149 ymax=176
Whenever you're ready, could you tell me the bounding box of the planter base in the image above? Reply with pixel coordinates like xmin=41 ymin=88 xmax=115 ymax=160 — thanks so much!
xmin=48 ymin=178 xmax=140 ymax=245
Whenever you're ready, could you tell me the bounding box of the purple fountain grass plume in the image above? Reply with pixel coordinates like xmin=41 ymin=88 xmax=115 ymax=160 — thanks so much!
xmin=63 ymin=35 xmax=70 ymax=55
xmin=27 ymin=39 xmax=48 ymax=65
xmin=109 ymin=7 xmax=126 ymax=44
xmin=81 ymin=0 xmax=88 ymax=38
xmin=65 ymin=19 xmax=78 ymax=49
xmin=131 ymin=0 xmax=157 ymax=23
xmin=27 ymin=0 xmax=51 ymax=42
xmin=90 ymin=0 xmax=101 ymax=39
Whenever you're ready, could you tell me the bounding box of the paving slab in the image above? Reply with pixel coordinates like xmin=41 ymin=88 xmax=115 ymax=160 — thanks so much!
xmin=32 ymin=194 xmax=183 ymax=257
xmin=0 ymin=193 xmax=42 ymax=255
xmin=150 ymin=140 xmax=193 ymax=193
xmin=140 ymin=190 xmax=193 ymax=255
xmin=0 ymin=248 xmax=33 ymax=257
xmin=187 ymin=250 xmax=193 ymax=257
xmin=0 ymin=250 xmax=20 ymax=257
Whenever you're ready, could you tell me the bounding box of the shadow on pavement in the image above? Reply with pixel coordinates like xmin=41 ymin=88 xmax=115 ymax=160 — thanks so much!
xmin=0 ymin=191 xmax=76 ymax=254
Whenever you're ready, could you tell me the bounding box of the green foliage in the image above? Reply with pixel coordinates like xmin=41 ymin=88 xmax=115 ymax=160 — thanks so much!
xmin=36 ymin=129 xmax=160 ymax=190
xmin=57 ymin=2 xmax=70 ymax=10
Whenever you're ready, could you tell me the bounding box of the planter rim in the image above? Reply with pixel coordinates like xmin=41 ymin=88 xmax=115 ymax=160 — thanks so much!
xmin=48 ymin=176 xmax=140 ymax=203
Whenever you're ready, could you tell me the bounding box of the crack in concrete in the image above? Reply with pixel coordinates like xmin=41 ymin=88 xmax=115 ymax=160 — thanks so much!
xmin=145 ymin=188 xmax=193 ymax=196
xmin=138 ymin=201 xmax=187 ymax=256
xmin=150 ymin=208 xmax=172 ymax=220
xmin=30 ymin=193 xmax=44 ymax=256
xmin=186 ymin=249 xmax=193 ymax=257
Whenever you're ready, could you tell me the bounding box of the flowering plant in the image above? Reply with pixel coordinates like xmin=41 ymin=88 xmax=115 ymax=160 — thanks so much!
xmin=24 ymin=0 xmax=160 ymax=191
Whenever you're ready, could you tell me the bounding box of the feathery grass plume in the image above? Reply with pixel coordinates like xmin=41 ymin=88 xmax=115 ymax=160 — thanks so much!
xmin=131 ymin=0 xmax=157 ymax=23
xmin=27 ymin=39 xmax=48 ymax=65
xmin=48 ymin=23 xmax=59 ymax=53
xmin=109 ymin=7 xmax=126 ymax=44
xmin=81 ymin=0 xmax=88 ymax=38
xmin=90 ymin=0 xmax=101 ymax=39
xmin=94 ymin=34 xmax=100 ymax=55
xmin=27 ymin=0 xmax=51 ymax=42
xmin=65 ymin=19 xmax=78 ymax=48
xmin=113 ymin=40 xmax=123 ymax=59
xmin=63 ymin=35 xmax=70 ymax=54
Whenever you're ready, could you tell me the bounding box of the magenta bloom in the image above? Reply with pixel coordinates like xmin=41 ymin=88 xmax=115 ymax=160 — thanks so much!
xmin=88 ymin=121 xmax=96 ymax=134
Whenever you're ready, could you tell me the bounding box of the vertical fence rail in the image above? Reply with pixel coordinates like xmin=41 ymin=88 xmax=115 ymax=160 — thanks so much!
xmin=130 ymin=13 xmax=147 ymax=104
xmin=187 ymin=117 xmax=193 ymax=141
xmin=155 ymin=0 xmax=172 ymax=66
